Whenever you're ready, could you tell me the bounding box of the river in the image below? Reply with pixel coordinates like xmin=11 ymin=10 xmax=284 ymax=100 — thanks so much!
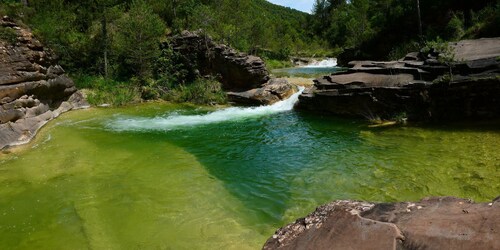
xmin=0 ymin=91 xmax=499 ymax=249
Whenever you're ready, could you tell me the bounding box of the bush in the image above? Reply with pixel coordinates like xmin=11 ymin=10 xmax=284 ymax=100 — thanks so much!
xmin=164 ymin=78 xmax=227 ymax=105
xmin=445 ymin=12 xmax=465 ymax=41
xmin=422 ymin=38 xmax=455 ymax=64
xmin=264 ymin=59 xmax=293 ymax=70
xmin=72 ymin=74 xmax=140 ymax=106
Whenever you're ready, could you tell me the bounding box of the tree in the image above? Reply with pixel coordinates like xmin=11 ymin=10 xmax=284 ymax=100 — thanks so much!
xmin=93 ymin=0 xmax=120 ymax=80
xmin=115 ymin=0 xmax=165 ymax=80
xmin=416 ymin=0 xmax=422 ymax=38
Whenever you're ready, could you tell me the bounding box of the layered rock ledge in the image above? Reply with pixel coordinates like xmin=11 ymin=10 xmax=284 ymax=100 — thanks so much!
xmin=0 ymin=16 xmax=87 ymax=150
xmin=298 ymin=38 xmax=500 ymax=121
xmin=263 ymin=197 xmax=500 ymax=250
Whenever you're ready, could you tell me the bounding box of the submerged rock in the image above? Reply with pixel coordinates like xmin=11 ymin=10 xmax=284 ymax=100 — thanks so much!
xmin=263 ymin=197 xmax=500 ymax=250
xmin=227 ymin=78 xmax=297 ymax=105
xmin=298 ymin=37 xmax=500 ymax=121
xmin=0 ymin=16 xmax=87 ymax=150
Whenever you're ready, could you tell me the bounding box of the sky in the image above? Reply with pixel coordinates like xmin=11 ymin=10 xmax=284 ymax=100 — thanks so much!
xmin=267 ymin=0 xmax=315 ymax=14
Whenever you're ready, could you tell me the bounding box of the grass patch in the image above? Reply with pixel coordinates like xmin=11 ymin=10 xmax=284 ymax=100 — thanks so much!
xmin=265 ymin=59 xmax=293 ymax=70
xmin=164 ymin=78 xmax=227 ymax=105
xmin=72 ymin=74 xmax=140 ymax=106
xmin=0 ymin=26 xmax=18 ymax=45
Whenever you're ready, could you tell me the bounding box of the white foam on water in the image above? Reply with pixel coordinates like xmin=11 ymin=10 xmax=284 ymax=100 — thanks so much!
xmin=107 ymin=87 xmax=305 ymax=132
xmin=302 ymin=58 xmax=337 ymax=68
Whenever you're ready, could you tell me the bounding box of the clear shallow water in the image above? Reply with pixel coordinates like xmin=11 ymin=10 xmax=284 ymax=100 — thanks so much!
xmin=1 ymin=101 xmax=499 ymax=249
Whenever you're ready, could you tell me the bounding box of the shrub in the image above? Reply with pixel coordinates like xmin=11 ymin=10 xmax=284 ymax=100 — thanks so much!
xmin=72 ymin=74 xmax=140 ymax=106
xmin=445 ymin=12 xmax=465 ymax=41
xmin=264 ymin=59 xmax=293 ymax=70
xmin=164 ymin=78 xmax=227 ymax=105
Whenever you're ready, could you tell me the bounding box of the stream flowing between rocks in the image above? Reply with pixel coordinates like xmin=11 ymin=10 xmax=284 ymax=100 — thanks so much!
xmin=0 ymin=95 xmax=499 ymax=249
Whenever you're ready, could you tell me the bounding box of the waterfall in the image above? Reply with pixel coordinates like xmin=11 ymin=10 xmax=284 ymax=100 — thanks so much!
xmin=302 ymin=58 xmax=337 ymax=68
xmin=107 ymin=87 xmax=305 ymax=132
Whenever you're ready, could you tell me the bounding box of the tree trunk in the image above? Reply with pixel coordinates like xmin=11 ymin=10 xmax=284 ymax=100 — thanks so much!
xmin=416 ymin=0 xmax=423 ymax=38
xmin=101 ymin=12 xmax=109 ymax=80
xmin=20 ymin=0 xmax=29 ymax=6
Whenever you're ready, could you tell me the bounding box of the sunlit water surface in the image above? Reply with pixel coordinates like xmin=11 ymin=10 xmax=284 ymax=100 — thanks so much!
xmin=1 ymin=101 xmax=499 ymax=249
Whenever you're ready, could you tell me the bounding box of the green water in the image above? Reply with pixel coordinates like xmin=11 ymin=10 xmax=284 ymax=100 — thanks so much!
xmin=1 ymin=103 xmax=499 ymax=249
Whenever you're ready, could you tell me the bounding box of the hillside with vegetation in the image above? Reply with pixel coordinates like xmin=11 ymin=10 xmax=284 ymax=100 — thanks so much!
xmin=309 ymin=0 xmax=500 ymax=61
xmin=1 ymin=0 xmax=499 ymax=105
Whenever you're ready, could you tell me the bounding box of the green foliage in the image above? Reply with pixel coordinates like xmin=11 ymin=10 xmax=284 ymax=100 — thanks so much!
xmin=311 ymin=0 xmax=500 ymax=60
xmin=0 ymin=26 xmax=17 ymax=45
xmin=445 ymin=12 xmax=465 ymax=41
xmin=423 ymin=38 xmax=455 ymax=64
xmin=0 ymin=1 xmax=32 ymax=20
xmin=264 ymin=59 xmax=294 ymax=70
xmin=387 ymin=41 xmax=420 ymax=60
xmin=73 ymin=74 xmax=140 ymax=106
xmin=154 ymin=44 xmax=195 ymax=87
xmin=164 ymin=78 xmax=227 ymax=105
xmin=114 ymin=0 xmax=166 ymax=79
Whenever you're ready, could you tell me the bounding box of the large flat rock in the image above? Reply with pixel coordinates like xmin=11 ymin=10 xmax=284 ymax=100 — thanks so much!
xmin=452 ymin=38 xmax=500 ymax=61
xmin=263 ymin=197 xmax=500 ymax=250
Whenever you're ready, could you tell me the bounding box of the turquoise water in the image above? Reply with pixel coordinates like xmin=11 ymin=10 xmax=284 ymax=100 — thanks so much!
xmin=271 ymin=66 xmax=345 ymax=78
xmin=0 ymin=97 xmax=499 ymax=249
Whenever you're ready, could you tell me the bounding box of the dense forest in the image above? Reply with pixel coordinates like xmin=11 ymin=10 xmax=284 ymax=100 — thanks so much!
xmin=310 ymin=0 xmax=500 ymax=61
xmin=1 ymin=0 xmax=499 ymax=104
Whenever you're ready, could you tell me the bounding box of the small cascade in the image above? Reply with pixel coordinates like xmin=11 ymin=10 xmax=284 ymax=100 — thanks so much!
xmin=303 ymin=58 xmax=337 ymax=68
xmin=107 ymin=87 xmax=305 ymax=132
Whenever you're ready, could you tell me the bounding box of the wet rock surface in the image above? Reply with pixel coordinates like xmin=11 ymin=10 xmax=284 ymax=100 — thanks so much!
xmin=298 ymin=38 xmax=500 ymax=121
xmin=263 ymin=197 xmax=500 ymax=250
xmin=0 ymin=16 xmax=87 ymax=150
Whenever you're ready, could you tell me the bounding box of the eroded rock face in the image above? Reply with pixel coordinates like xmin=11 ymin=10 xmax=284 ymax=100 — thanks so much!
xmin=298 ymin=38 xmax=500 ymax=121
xmin=170 ymin=30 xmax=270 ymax=91
xmin=227 ymin=78 xmax=297 ymax=105
xmin=263 ymin=197 xmax=500 ymax=250
xmin=0 ymin=16 xmax=88 ymax=150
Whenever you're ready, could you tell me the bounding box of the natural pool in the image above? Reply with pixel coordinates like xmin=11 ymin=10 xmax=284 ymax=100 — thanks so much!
xmin=1 ymin=95 xmax=499 ymax=249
